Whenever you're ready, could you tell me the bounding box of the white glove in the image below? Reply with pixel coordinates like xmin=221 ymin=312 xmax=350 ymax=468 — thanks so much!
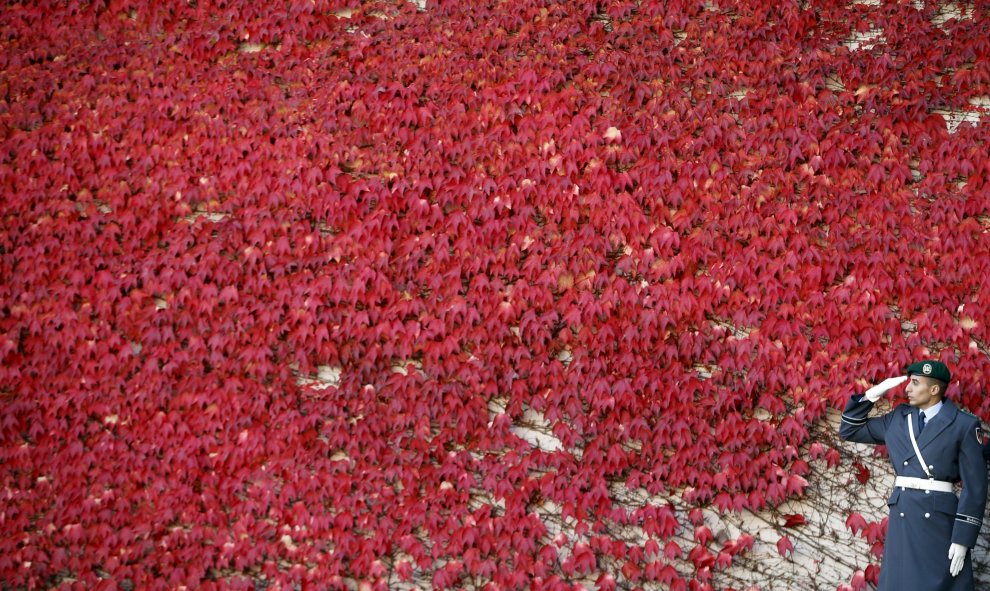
xmin=949 ymin=543 xmax=967 ymax=577
xmin=864 ymin=376 xmax=908 ymax=402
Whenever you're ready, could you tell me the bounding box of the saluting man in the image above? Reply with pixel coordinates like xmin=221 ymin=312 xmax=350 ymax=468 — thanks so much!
xmin=840 ymin=360 xmax=987 ymax=591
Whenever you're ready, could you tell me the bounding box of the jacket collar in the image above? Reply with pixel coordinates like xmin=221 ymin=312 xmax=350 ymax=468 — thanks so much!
xmin=901 ymin=399 xmax=958 ymax=447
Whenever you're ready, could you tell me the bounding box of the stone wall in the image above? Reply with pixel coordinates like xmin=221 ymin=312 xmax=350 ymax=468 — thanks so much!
xmin=474 ymin=404 xmax=990 ymax=591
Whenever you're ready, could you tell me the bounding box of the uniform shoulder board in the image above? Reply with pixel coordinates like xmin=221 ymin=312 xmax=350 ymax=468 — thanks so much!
xmin=959 ymin=408 xmax=981 ymax=423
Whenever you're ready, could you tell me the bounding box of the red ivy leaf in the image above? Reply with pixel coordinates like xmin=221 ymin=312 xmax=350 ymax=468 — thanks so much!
xmin=781 ymin=513 xmax=806 ymax=528
xmin=776 ymin=535 xmax=794 ymax=559
xmin=852 ymin=460 xmax=870 ymax=484
xmin=845 ymin=512 xmax=867 ymax=535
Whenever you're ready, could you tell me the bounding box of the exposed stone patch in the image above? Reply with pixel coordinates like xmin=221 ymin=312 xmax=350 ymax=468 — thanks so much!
xmin=825 ymin=75 xmax=846 ymax=92
xmin=729 ymin=88 xmax=752 ymax=100
xmin=296 ymin=365 xmax=342 ymax=390
xmin=932 ymin=107 xmax=982 ymax=133
xmin=932 ymin=1 xmax=970 ymax=28
xmin=237 ymin=42 xmax=266 ymax=53
xmin=391 ymin=358 xmax=424 ymax=375
xmin=842 ymin=27 xmax=886 ymax=51
xmin=184 ymin=208 xmax=227 ymax=223
xmin=510 ymin=408 xmax=564 ymax=452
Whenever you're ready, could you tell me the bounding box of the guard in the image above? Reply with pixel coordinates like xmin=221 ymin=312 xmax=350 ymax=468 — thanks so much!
xmin=840 ymin=360 xmax=987 ymax=590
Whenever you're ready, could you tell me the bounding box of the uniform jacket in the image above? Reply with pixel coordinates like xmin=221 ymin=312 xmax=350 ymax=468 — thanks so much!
xmin=840 ymin=395 xmax=987 ymax=591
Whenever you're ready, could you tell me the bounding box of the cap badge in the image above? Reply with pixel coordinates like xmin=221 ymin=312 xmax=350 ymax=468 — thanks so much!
xmin=923 ymin=363 xmax=932 ymax=375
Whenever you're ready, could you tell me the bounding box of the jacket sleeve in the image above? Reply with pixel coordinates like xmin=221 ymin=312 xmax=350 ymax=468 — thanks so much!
xmin=839 ymin=394 xmax=889 ymax=444
xmin=951 ymin=416 xmax=988 ymax=547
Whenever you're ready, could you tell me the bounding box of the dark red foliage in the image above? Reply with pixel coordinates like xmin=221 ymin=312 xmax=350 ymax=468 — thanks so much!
xmin=2 ymin=0 xmax=989 ymax=588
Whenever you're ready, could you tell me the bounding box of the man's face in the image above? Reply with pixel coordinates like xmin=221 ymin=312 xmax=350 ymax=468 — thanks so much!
xmin=905 ymin=375 xmax=940 ymax=409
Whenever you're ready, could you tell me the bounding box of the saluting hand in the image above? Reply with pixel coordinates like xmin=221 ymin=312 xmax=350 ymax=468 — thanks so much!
xmin=864 ymin=375 xmax=908 ymax=402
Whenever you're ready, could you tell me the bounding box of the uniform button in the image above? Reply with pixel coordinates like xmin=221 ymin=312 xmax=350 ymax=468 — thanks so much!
xmin=903 ymin=461 xmax=909 ymax=466
xmin=925 ymin=490 xmax=930 ymax=494
xmin=925 ymin=513 xmax=931 ymax=518
xmin=900 ymin=512 xmax=905 ymax=517
xmin=929 ymin=465 xmax=934 ymax=470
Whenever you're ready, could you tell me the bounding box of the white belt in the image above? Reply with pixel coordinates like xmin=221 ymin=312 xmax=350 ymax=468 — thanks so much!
xmin=894 ymin=476 xmax=954 ymax=493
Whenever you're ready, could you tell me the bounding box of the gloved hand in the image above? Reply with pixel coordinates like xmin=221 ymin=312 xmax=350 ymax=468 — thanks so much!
xmin=864 ymin=376 xmax=908 ymax=402
xmin=949 ymin=543 xmax=967 ymax=577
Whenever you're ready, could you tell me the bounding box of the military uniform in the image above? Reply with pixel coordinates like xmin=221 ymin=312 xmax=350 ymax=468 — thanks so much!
xmin=840 ymin=379 xmax=987 ymax=591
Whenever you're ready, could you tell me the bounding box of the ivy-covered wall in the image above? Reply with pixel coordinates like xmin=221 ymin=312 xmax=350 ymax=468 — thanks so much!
xmin=3 ymin=1 xmax=990 ymax=589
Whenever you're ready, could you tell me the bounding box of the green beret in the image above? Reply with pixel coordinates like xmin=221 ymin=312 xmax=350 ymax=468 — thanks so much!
xmin=906 ymin=360 xmax=951 ymax=384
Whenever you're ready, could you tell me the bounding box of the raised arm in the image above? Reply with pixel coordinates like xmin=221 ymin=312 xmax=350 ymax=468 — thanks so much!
xmin=838 ymin=376 xmax=907 ymax=444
